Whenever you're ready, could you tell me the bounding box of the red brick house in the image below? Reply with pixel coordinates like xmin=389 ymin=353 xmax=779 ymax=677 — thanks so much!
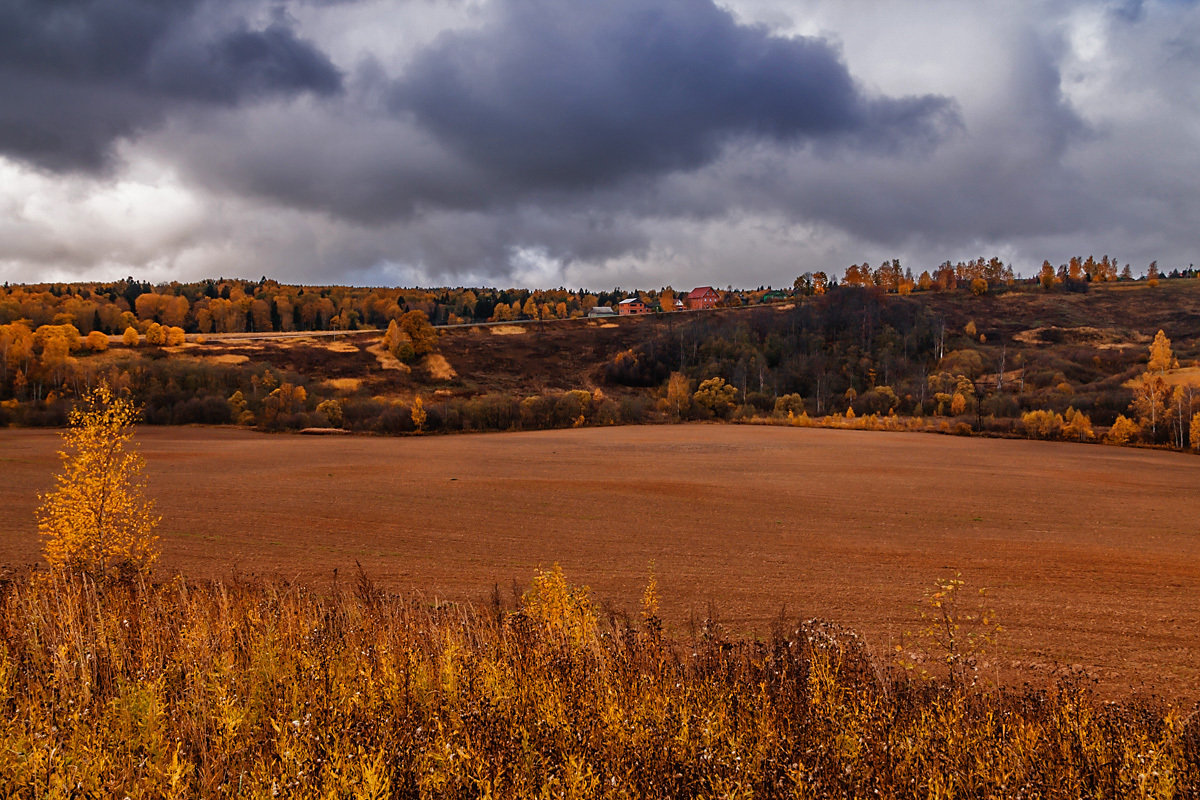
xmin=617 ymin=297 xmax=650 ymax=315
xmin=684 ymin=286 xmax=720 ymax=310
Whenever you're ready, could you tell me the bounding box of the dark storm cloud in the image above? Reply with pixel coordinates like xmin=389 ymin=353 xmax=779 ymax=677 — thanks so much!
xmin=0 ymin=0 xmax=341 ymax=171
xmin=391 ymin=0 xmax=958 ymax=191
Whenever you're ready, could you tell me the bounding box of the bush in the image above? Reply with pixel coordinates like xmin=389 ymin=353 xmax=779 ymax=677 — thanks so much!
xmin=1021 ymin=409 xmax=1064 ymax=439
xmin=693 ymin=377 xmax=737 ymax=419
xmin=374 ymin=403 xmax=414 ymax=434
xmin=773 ymin=393 xmax=806 ymax=417
xmin=744 ymin=391 xmax=774 ymax=413
xmin=854 ymin=385 xmax=899 ymax=416
xmin=980 ymin=393 xmax=1020 ymax=418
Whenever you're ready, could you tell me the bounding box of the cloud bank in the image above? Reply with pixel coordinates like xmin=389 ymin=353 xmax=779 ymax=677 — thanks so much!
xmin=1 ymin=0 xmax=1197 ymax=288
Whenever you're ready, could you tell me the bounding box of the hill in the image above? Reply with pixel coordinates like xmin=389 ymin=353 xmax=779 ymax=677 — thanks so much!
xmin=2 ymin=279 xmax=1200 ymax=450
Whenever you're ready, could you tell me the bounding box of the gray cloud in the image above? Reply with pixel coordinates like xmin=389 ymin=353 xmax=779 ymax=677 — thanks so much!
xmin=2 ymin=0 xmax=1199 ymax=290
xmin=0 ymin=0 xmax=341 ymax=171
xmin=391 ymin=0 xmax=957 ymax=191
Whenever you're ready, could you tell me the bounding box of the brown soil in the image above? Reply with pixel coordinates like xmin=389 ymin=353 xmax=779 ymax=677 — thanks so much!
xmin=2 ymin=425 xmax=1198 ymax=699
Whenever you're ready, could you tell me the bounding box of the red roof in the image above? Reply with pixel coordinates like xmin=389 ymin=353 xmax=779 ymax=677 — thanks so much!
xmin=686 ymin=286 xmax=717 ymax=299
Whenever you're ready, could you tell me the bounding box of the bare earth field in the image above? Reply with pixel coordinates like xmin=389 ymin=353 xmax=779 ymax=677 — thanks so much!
xmin=2 ymin=425 xmax=1198 ymax=698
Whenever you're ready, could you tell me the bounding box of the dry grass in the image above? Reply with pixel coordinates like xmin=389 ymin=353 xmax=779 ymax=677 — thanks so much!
xmin=422 ymin=353 xmax=457 ymax=381
xmin=365 ymin=342 xmax=410 ymax=373
xmin=490 ymin=325 xmax=527 ymax=335
xmin=321 ymin=377 xmax=363 ymax=392
xmin=1124 ymin=366 xmax=1200 ymax=389
xmin=0 ymin=568 xmax=1195 ymax=798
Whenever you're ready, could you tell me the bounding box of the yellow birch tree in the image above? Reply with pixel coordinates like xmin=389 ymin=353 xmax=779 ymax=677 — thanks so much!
xmin=37 ymin=384 xmax=159 ymax=579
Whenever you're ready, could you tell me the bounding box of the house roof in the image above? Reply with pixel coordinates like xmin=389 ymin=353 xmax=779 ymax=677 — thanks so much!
xmin=617 ymin=297 xmax=644 ymax=305
xmin=686 ymin=286 xmax=717 ymax=299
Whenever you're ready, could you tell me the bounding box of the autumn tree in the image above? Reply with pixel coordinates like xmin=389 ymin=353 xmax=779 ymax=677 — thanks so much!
xmin=122 ymin=326 xmax=140 ymax=347
xmin=260 ymin=383 xmax=307 ymax=428
xmin=950 ymin=392 xmax=968 ymax=416
xmin=411 ymin=395 xmax=427 ymax=433
xmin=773 ymin=393 xmax=805 ymax=417
xmin=145 ymin=322 xmax=166 ymax=346
xmin=664 ymin=372 xmax=692 ymax=420
xmin=317 ymin=398 xmax=344 ymax=428
xmin=1147 ymin=329 xmax=1178 ymax=375
xmin=1105 ymin=414 xmax=1139 ymax=445
xmin=1062 ymin=408 xmax=1094 ymax=442
xmin=382 ymin=318 xmax=413 ymax=361
xmin=1038 ymin=261 xmax=1057 ymax=290
xmin=1133 ymin=330 xmax=1176 ymax=441
xmin=36 ymin=384 xmax=159 ymax=580
xmin=692 ymin=377 xmax=737 ymax=418
xmin=400 ymin=310 xmax=438 ymax=360
xmin=227 ymin=390 xmax=248 ymax=423
xmin=1021 ymin=409 xmax=1064 ymax=439
xmin=85 ymin=330 xmax=109 ymax=352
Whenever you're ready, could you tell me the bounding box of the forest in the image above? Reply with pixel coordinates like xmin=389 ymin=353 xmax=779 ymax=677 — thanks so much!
xmin=2 ymin=265 xmax=1199 ymax=452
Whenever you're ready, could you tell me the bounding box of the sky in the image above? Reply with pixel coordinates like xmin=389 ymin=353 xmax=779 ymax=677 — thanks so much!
xmin=1 ymin=0 xmax=1197 ymax=290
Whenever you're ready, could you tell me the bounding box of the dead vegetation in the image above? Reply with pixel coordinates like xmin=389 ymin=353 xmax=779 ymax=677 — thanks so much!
xmin=0 ymin=567 xmax=1196 ymax=797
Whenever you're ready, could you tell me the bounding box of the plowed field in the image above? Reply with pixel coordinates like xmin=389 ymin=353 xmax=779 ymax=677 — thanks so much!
xmin=3 ymin=425 xmax=1198 ymax=697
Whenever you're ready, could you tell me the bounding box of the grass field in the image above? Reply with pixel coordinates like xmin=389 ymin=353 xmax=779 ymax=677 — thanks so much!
xmin=3 ymin=424 xmax=1198 ymax=698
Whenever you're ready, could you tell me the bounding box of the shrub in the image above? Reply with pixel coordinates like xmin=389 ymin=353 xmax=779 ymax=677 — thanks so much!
xmin=1105 ymin=414 xmax=1139 ymax=445
xmin=85 ymin=330 xmax=109 ymax=352
xmin=316 ymin=398 xmax=344 ymax=427
xmin=1021 ymin=409 xmax=1064 ymax=439
xmin=773 ymin=393 xmax=806 ymax=417
xmin=693 ymin=377 xmax=737 ymax=419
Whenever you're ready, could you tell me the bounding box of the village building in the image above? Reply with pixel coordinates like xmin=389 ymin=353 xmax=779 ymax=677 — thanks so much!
xmin=586 ymin=305 xmax=616 ymax=317
xmin=684 ymin=286 xmax=720 ymax=311
xmin=617 ymin=297 xmax=651 ymax=315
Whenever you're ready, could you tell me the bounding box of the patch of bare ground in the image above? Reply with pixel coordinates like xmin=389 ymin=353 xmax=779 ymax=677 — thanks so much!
xmin=2 ymin=424 xmax=1198 ymax=699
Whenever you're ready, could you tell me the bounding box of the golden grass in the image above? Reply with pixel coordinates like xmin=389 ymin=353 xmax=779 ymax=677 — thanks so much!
xmin=422 ymin=353 xmax=457 ymax=381
xmin=490 ymin=325 xmax=527 ymax=335
xmin=0 ymin=567 xmax=1195 ymax=798
xmin=1124 ymin=366 xmax=1200 ymax=389
xmin=365 ymin=342 xmax=410 ymax=373
xmin=321 ymin=377 xmax=363 ymax=392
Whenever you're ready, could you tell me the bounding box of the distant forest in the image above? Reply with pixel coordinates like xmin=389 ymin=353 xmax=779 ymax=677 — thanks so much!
xmin=2 ymin=261 xmax=1199 ymax=452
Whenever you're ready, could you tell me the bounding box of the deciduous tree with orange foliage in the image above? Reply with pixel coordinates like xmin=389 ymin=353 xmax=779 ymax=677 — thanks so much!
xmin=36 ymin=384 xmax=159 ymax=580
xmin=1133 ymin=330 xmax=1176 ymax=441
